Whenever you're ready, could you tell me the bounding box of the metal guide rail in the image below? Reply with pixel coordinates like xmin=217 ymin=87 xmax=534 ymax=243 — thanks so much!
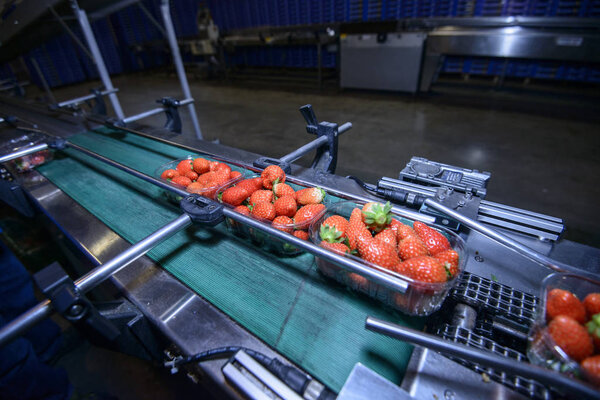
xmin=1 ymin=108 xmax=599 ymax=399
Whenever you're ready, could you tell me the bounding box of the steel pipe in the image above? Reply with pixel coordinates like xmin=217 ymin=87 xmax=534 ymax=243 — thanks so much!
xmin=365 ymin=316 xmax=600 ymax=400
xmin=57 ymin=89 xmax=119 ymax=108
xmin=0 ymin=143 xmax=48 ymax=163
xmin=121 ymin=98 xmax=194 ymax=124
xmin=423 ymin=198 xmax=583 ymax=275
xmin=0 ymin=213 xmax=192 ymax=347
xmin=280 ymin=122 xmax=352 ymax=164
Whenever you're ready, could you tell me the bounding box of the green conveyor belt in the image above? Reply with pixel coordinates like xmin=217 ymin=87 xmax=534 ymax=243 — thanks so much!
xmin=36 ymin=128 xmax=425 ymax=391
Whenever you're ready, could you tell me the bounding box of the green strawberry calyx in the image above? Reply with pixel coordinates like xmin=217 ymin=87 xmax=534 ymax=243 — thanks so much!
xmin=320 ymin=224 xmax=344 ymax=243
xmin=363 ymin=202 xmax=393 ymax=230
xmin=586 ymin=313 xmax=600 ymax=338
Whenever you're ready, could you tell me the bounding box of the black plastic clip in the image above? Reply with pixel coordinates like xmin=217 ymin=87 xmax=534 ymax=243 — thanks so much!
xmin=180 ymin=195 xmax=224 ymax=226
xmin=299 ymin=104 xmax=339 ymax=174
xmin=157 ymin=97 xmax=182 ymax=134
xmin=88 ymin=88 xmax=108 ymax=116
xmin=252 ymin=157 xmax=292 ymax=174
xmin=33 ymin=262 xmax=120 ymax=343
xmin=48 ymin=137 xmax=67 ymax=150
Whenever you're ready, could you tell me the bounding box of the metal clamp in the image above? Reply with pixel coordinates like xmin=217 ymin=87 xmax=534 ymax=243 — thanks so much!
xmin=157 ymin=97 xmax=183 ymax=134
xmin=253 ymin=157 xmax=292 ymax=174
xmin=180 ymin=195 xmax=225 ymax=226
xmin=88 ymin=88 xmax=108 ymax=115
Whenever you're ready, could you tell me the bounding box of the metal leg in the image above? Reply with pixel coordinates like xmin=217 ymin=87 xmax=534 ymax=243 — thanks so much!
xmin=71 ymin=1 xmax=125 ymax=120
xmin=160 ymin=0 xmax=203 ymax=139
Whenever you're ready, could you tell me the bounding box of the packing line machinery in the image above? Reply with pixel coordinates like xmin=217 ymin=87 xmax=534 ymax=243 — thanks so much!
xmin=0 ymin=94 xmax=599 ymax=400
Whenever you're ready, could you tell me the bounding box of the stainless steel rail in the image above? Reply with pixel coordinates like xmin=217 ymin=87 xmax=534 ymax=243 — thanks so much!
xmin=0 ymin=143 xmax=49 ymax=163
xmin=279 ymin=122 xmax=352 ymax=164
xmin=0 ymin=213 xmax=192 ymax=347
xmin=365 ymin=317 xmax=600 ymax=400
xmin=122 ymin=98 xmax=194 ymax=124
xmin=57 ymin=89 xmax=119 ymax=109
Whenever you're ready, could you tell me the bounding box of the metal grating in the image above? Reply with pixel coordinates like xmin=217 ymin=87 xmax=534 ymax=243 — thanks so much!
xmin=451 ymin=272 xmax=540 ymax=325
xmin=437 ymin=324 xmax=552 ymax=399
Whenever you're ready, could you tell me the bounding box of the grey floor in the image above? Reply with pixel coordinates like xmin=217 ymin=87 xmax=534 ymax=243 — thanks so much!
xmin=43 ymin=72 xmax=600 ymax=248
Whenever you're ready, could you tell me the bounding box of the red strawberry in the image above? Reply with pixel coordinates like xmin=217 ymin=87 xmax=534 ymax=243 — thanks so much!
xmin=581 ymin=355 xmax=600 ymax=386
xmin=362 ymin=202 xmax=392 ymax=232
xmin=374 ymin=228 xmax=397 ymax=248
xmin=358 ymin=237 xmax=400 ymax=271
xmin=213 ymin=163 xmax=231 ymax=175
xmin=229 ymin=170 xmax=242 ymax=180
xmin=397 ymin=235 xmax=429 ymax=261
xmin=293 ymin=230 xmax=309 ymax=241
xmin=400 ymin=256 xmax=448 ymax=283
xmin=261 ymin=165 xmax=286 ymax=189
xmin=221 ymin=186 xmax=249 ymax=206
xmin=176 ymin=159 xmax=193 ymax=175
xmin=413 ymin=221 xmax=450 ymax=255
xmin=233 ymin=205 xmax=251 ymax=216
xmin=237 ymin=178 xmax=262 ymax=194
xmin=293 ymin=204 xmax=326 ymax=225
xmin=249 ymin=190 xmax=274 ymax=206
xmin=171 ymin=175 xmax=192 ymax=187
xmin=185 ymin=171 xmax=199 ymax=181
xmin=197 ymin=172 xmax=217 ymax=186
xmin=251 ymin=202 xmax=276 ymax=221
xmin=272 ymin=216 xmax=294 ymax=233
xmin=320 ymin=224 xmax=344 ymax=244
xmin=320 ymin=240 xmax=350 ymax=255
xmin=296 ymin=187 xmax=325 ymax=205
xmin=214 ymin=169 xmax=232 ymax=185
xmin=208 ymin=161 xmax=220 ymax=171
xmin=273 ymin=182 xmax=296 ymax=199
xmin=186 ymin=182 xmax=204 ymax=194
xmin=161 ymin=168 xmax=178 ymax=180
xmin=546 ymin=288 xmax=586 ymax=324
xmin=547 ymin=315 xmax=593 ymax=362
xmin=584 ymin=293 xmax=600 ymax=318
xmin=435 ymin=249 xmax=460 ymax=277
xmin=322 ymin=215 xmax=349 ymax=237
xmin=389 ymin=219 xmax=415 ymax=241
xmin=346 ymin=208 xmax=371 ymax=251
xmin=348 ymin=273 xmax=369 ymax=288
xmin=273 ymin=196 xmax=297 ymax=217
xmin=193 ymin=158 xmax=210 ymax=174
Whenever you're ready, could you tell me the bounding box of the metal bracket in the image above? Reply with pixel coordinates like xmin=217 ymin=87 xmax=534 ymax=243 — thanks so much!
xmin=48 ymin=137 xmax=67 ymax=150
xmin=33 ymin=262 xmax=120 ymax=344
xmin=299 ymin=104 xmax=340 ymax=174
xmin=157 ymin=97 xmax=183 ymax=134
xmin=87 ymin=88 xmax=108 ymax=115
xmin=180 ymin=195 xmax=224 ymax=226
xmin=253 ymin=157 xmax=292 ymax=174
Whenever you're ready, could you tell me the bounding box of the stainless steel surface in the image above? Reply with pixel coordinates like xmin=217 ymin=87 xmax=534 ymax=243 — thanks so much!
xmin=57 ymin=89 xmax=119 ymax=108
xmin=223 ymin=350 xmax=303 ymax=400
xmin=73 ymin=2 xmax=125 ymax=120
xmin=160 ymin=0 xmax=203 ymax=139
xmin=340 ymin=33 xmax=425 ymax=93
xmin=365 ymin=316 xmax=600 ymax=400
xmin=337 ymin=363 xmax=412 ymax=400
xmin=0 ymin=213 xmax=191 ymax=347
xmin=0 ymin=143 xmax=49 ymax=163
xmin=279 ymin=121 xmax=351 ymax=164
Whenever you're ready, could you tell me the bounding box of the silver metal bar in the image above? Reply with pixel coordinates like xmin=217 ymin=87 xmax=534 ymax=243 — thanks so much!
xmin=0 ymin=213 xmax=192 ymax=347
xmin=137 ymin=2 xmax=167 ymax=37
xmin=49 ymin=5 xmax=93 ymax=61
xmin=160 ymin=0 xmax=203 ymax=139
xmin=478 ymin=205 xmax=564 ymax=234
xmin=72 ymin=2 xmax=125 ymax=120
xmin=0 ymin=143 xmax=49 ymax=163
xmin=30 ymin=58 xmax=57 ymax=104
xmin=480 ymin=199 xmax=564 ymax=224
xmin=423 ymin=198 xmax=582 ymax=275
xmin=477 ymin=215 xmax=560 ymax=242
xmin=57 ymin=89 xmax=119 ymax=108
xmin=365 ymin=316 xmax=600 ymax=400
xmin=280 ymin=122 xmax=352 ymax=164
xmin=121 ymin=98 xmax=193 ymax=124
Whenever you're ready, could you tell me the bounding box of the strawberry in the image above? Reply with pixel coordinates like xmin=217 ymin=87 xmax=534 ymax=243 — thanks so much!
xmin=273 ymin=195 xmax=297 ymax=217
xmin=547 ymin=315 xmax=593 ymax=362
xmin=176 ymin=159 xmax=193 ymax=175
xmin=171 ymin=175 xmax=192 ymax=187
xmin=197 ymin=172 xmax=217 ymax=186
xmin=389 ymin=219 xmax=414 ymax=241
xmin=237 ymin=178 xmax=262 ymax=194
xmin=296 ymin=187 xmax=325 ymax=205
xmin=320 ymin=240 xmax=350 ymax=255
xmin=193 ymin=158 xmax=210 ymax=174
xmin=322 ymin=215 xmax=349 ymax=237
xmin=435 ymin=249 xmax=460 ymax=277
xmin=186 ymin=182 xmax=205 ymax=194
xmin=214 ymin=169 xmax=233 ymax=185
xmin=397 ymin=235 xmax=429 ymax=261
xmin=357 ymin=237 xmax=400 ymax=271
xmin=161 ymin=168 xmax=178 ymax=180
xmin=261 ymin=165 xmax=286 ymax=189
xmin=581 ymin=355 xmax=600 ymax=386
xmin=213 ymin=163 xmax=231 ymax=175
xmin=362 ymin=202 xmax=392 ymax=232
xmin=546 ymin=288 xmax=586 ymax=324
xmin=229 ymin=170 xmax=242 ymax=180
xmin=320 ymin=224 xmax=344 ymax=244
xmin=208 ymin=161 xmax=220 ymax=171
xmin=374 ymin=229 xmax=397 ymax=248
xmin=233 ymin=205 xmax=251 ymax=216
xmin=272 ymin=216 xmax=294 ymax=233
xmin=346 ymin=208 xmax=371 ymax=251
xmin=293 ymin=230 xmax=309 ymax=241
xmin=251 ymin=202 xmax=276 ymax=221
xmin=585 ymin=313 xmax=600 ymax=351
xmin=348 ymin=273 xmax=369 ymax=288
xmin=584 ymin=293 xmax=600 ymax=318
xmin=249 ymin=190 xmax=274 ymax=206
xmin=185 ymin=171 xmax=199 ymax=181
xmin=221 ymin=186 xmax=249 ymax=206
xmin=293 ymin=204 xmax=326 ymax=225
xmin=413 ymin=221 xmax=450 ymax=255
xmin=400 ymin=256 xmax=448 ymax=283
xmin=273 ymin=182 xmax=296 ymax=199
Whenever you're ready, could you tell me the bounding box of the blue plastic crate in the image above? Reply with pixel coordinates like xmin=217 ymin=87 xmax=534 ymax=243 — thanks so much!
xmin=474 ymin=0 xmax=504 ymax=15
xmin=442 ymin=56 xmax=465 ymax=73
xmin=505 ymin=0 xmax=529 ymax=14
xmin=433 ymin=0 xmax=454 ymax=16
xmin=554 ymin=0 xmax=585 ymax=15
xmin=583 ymin=0 xmax=600 ymax=16
xmin=454 ymin=0 xmax=476 ymax=16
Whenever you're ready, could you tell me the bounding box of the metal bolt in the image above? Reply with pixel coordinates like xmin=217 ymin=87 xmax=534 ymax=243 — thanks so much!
xmin=475 ymin=255 xmax=484 ymax=262
xmin=69 ymin=304 xmax=84 ymax=316
xmin=444 ymin=389 xmax=456 ymax=400
xmin=457 ymin=200 xmax=465 ymax=207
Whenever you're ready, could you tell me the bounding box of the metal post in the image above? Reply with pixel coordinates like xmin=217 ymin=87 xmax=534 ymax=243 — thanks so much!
xmin=57 ymin=89 xmax=119 ymax=108
xmin=365 ymin=317 xmax=600 ymax=400
xmin=160 ymin=0 xmax=203 ymax=139
xmin=0 ymin=214 xmax=192 ymax=347
xmin=71 ymin=1 xmax=125 ymax=120
xmin=0 ymin=144 xmax=49 ymax=163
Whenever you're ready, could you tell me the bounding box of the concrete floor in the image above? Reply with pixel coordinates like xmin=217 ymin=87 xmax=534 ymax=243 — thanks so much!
xmin=43 ymin=72 xmax=600 ymax=248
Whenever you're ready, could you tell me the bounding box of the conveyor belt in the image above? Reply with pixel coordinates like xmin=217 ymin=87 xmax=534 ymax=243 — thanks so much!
xmin=36 ymin=127 xmax=425 ymax=391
